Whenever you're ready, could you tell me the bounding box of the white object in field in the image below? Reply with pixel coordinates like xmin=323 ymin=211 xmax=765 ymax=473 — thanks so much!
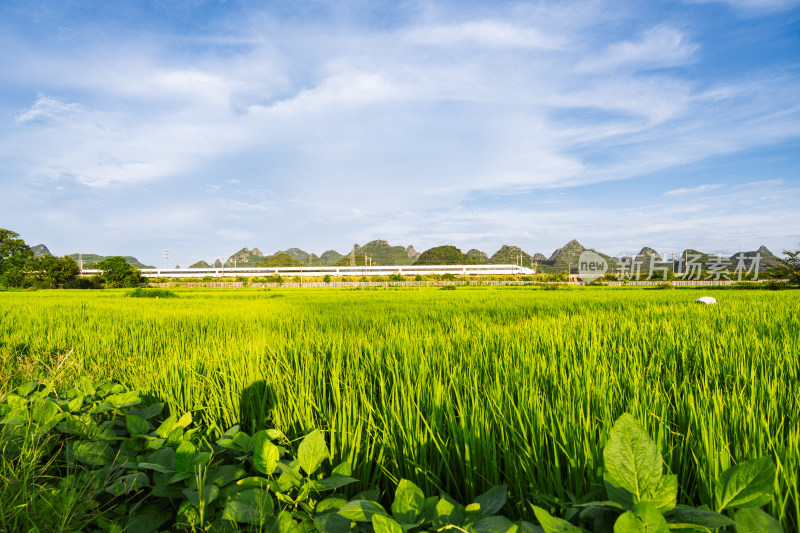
xmin=696 ymin=296 xmax=717 ymax=305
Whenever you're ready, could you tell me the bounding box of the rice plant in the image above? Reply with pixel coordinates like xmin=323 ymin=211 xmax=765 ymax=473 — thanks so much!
xmin=1 ymin=287 xmax=797 ymax=530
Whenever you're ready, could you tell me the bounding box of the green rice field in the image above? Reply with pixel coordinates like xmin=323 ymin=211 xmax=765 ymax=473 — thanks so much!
xmin=0 ymin=287 xmax=798 ymax=529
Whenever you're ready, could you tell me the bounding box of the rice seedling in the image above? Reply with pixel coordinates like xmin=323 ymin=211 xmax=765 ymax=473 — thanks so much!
xmin=0 ymin=287 xmax=797 ymax=530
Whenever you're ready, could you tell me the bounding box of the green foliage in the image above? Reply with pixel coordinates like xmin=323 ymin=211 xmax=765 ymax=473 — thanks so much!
xmin=771 ymin=249 xmax=800 ymax=284
xmin=0 ymin=381 xmax=524 ymax=532
xmin=414 ymin=245 xmax=480 ymax=265
xmin=95 ymin=256 xmax=144 ymax=288
xmin=257 ymin=253 xmax=305 ymax=267
xmin=0 ymin=228 xmax=34 ymax=287
xmin=22 ymin=254 xmax=81 ymax=289
xmin=127 ymin=288 xmax=178 ymax=299
xmin=577 ymin=414 xmax=778 ymax=533
xmin=323 ymin=275 xmax=332 ymax=283
xmin=0 ymin=289 xmax=797 ymax=531
xmin=69 ymin=253 xmax=154 ymax=269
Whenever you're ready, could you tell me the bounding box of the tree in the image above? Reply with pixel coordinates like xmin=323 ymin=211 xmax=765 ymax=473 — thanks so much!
xmin=95 ymin=256 xmax=144 ymax=288
xmin=23 ymin=255 xmax=80 ymax=289
xmin=0 ymin=228 xmax=34 ymax=287
xmin=772 ymin=249 xmax=800 ymax=284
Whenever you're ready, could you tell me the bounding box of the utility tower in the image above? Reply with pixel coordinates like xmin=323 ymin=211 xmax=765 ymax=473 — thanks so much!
xmin=164 ymin=249 xmax=169 ymax=269
xmin=350 ymin=245 xmax=356 ymax=267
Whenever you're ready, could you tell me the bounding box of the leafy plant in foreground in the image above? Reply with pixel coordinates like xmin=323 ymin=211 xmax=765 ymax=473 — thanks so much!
xmin=0 ymin=382 xmax=785 ymax=532
xmin=533 ymin=413 xmax=782 ymax=533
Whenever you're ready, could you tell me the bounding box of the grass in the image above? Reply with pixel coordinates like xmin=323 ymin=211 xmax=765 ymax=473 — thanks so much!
xmin=0 ymin=286 xmax=797 ymax=530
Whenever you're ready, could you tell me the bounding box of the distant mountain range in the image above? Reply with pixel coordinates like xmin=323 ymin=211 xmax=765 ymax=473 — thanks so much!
xmin=188 ymin=239 xmax=780 ymax=273
xmin=30 ymin=239 xmax=781 ymax=273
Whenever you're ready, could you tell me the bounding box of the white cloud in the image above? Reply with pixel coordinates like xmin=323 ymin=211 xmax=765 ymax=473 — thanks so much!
xmin=663 ymin=184 xmax=724 ymax=196
xmin=577 ymin=26 xmax=698 ymax=72
xmin=404 ymin=20 xmax=565 ymax=49
xmin=15 ymin=94 xmax=84 ymax=125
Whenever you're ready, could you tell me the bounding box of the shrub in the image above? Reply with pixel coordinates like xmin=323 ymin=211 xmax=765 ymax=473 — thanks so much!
xmin=127 ymin=288 xmax=178 ymax=298
xmin=323 ymin=274 xmax=331 ymax=283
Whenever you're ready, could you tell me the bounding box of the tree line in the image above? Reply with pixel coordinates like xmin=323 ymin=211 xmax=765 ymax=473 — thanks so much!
xmin=0 ymin=228 xmax=143 ymax=289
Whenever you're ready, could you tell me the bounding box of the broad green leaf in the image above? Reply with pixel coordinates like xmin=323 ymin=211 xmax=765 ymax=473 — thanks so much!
xmin=126 ymin=414 xmax=149 ymax=437
xmin=104 ymin=472 xmax=150 ymax=496
xmin=644 ymin=474 xmax=677 ymax=513
xmin=613 ymin=501 xmax=669 ymax=533
xmin=372 ymin=514 xmax=405 ymax=533
xmin=74 ymin=377 xmax=95 ymax=397
xmin=665 ymin=505 xmax=735 ymax=528
xmin=176 ymin=411 xmax=193 ymax=428
xmin=146 ymin=446 xmax=176 ymax=470
xmin=733 ymin=508 xmax=782 ymax=533
xmin=332 ymin=461 xmax=352 ymax=476
xmin=72 ymin=440 xmax=113 ymax=466
xmin=433 ymin=498 xmax=464 ymax=528
xmin=136 ymin=462 xmax=172 ymax=474
xmin=125 ymin=504 xmax=171 ymax=533
xmin=236 ymin=476 xmax=270 ymax=489
xmin=392 ymin=479 xmax=425 ymax=524
xmin=604 ymin=414 xmax=663 ymax=510
xmin=233 ymin=431 xmax=253 ymax=452
xmin=266 ymin=428 xmax=284 ymax=440
xmin=222 ymin=488 xmax=274 ymax=523
xmin=175 ymin=440 xmax=197 ymax=473
xmin=298 ymin=429 xmax=329 ymax=476
xmin=129 ymin=402 xmax=164 ymax=421
xmin=67 ymin=395 xmax=84 ymax=412
xmin=31 ymin=398 xmax=60 ymax=425
xmin=716 ymin=457 xmax=775 ymax=511
xmin=518 ymin=520 xmax=546 ymax=533
xmin=309 ymin=475 xmax=358 ymax=491
xmin=314 ymin=512 xmax=352 ymax=533
xmin=16 ymin=382 xmax=37 ymax=397
xmin=274 ymin=511 xmax=295 ymax=533
xmin=56 ymin=413 xmax=95 ymax=437
xmin=209 ymin=464 xmax=247 ymax=487
xmin=253 ymin=431 xmax=282 ymax=475
xmin=472 ymin=516 xmax=516 ymax=533
xmin=167 ymin=471 xmax=194 ymax=484
xmin=352 ymin=489 xmax=381 ymax=501
xmin=578 ymin=505 xmax=618 ymax=532
xmin=104 ymin=391 xmax=141 ymax=409
xmin=154 ymin=414 xmax=177 ymax=439
xmin=338 ymin=500 xmax=388 ymax=522
xmin=166 ymin=426 xmax=184 ymax=446
xmin=182 ymin=484 xmax=220 ymax=508
xmin=476 ymin=485 xmax=508 ymax=515
xmin=532 ymin=506 xmax=583 ymax=533
xmin=318 ymin=497 xmax=349 ymax=513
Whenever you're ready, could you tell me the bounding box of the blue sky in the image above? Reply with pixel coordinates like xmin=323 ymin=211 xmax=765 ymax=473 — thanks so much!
xmin=1 ymin=0 xmax=798 ymax=266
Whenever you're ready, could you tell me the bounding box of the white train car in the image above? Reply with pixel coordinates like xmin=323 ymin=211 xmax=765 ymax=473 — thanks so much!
xmin=81 ymin=264 xmax=536 ymax=278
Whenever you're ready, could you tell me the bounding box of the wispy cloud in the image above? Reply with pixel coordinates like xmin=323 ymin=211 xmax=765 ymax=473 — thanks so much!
xmin=404 ymin=21 xmax=565 ymax=49
xmin=663 ymin=184 xmax=724 ymax=196
xmin=15 ymin=94 xmax=84 ymax=125
xmin=577 ymin=26 xmax=699 ymax=72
